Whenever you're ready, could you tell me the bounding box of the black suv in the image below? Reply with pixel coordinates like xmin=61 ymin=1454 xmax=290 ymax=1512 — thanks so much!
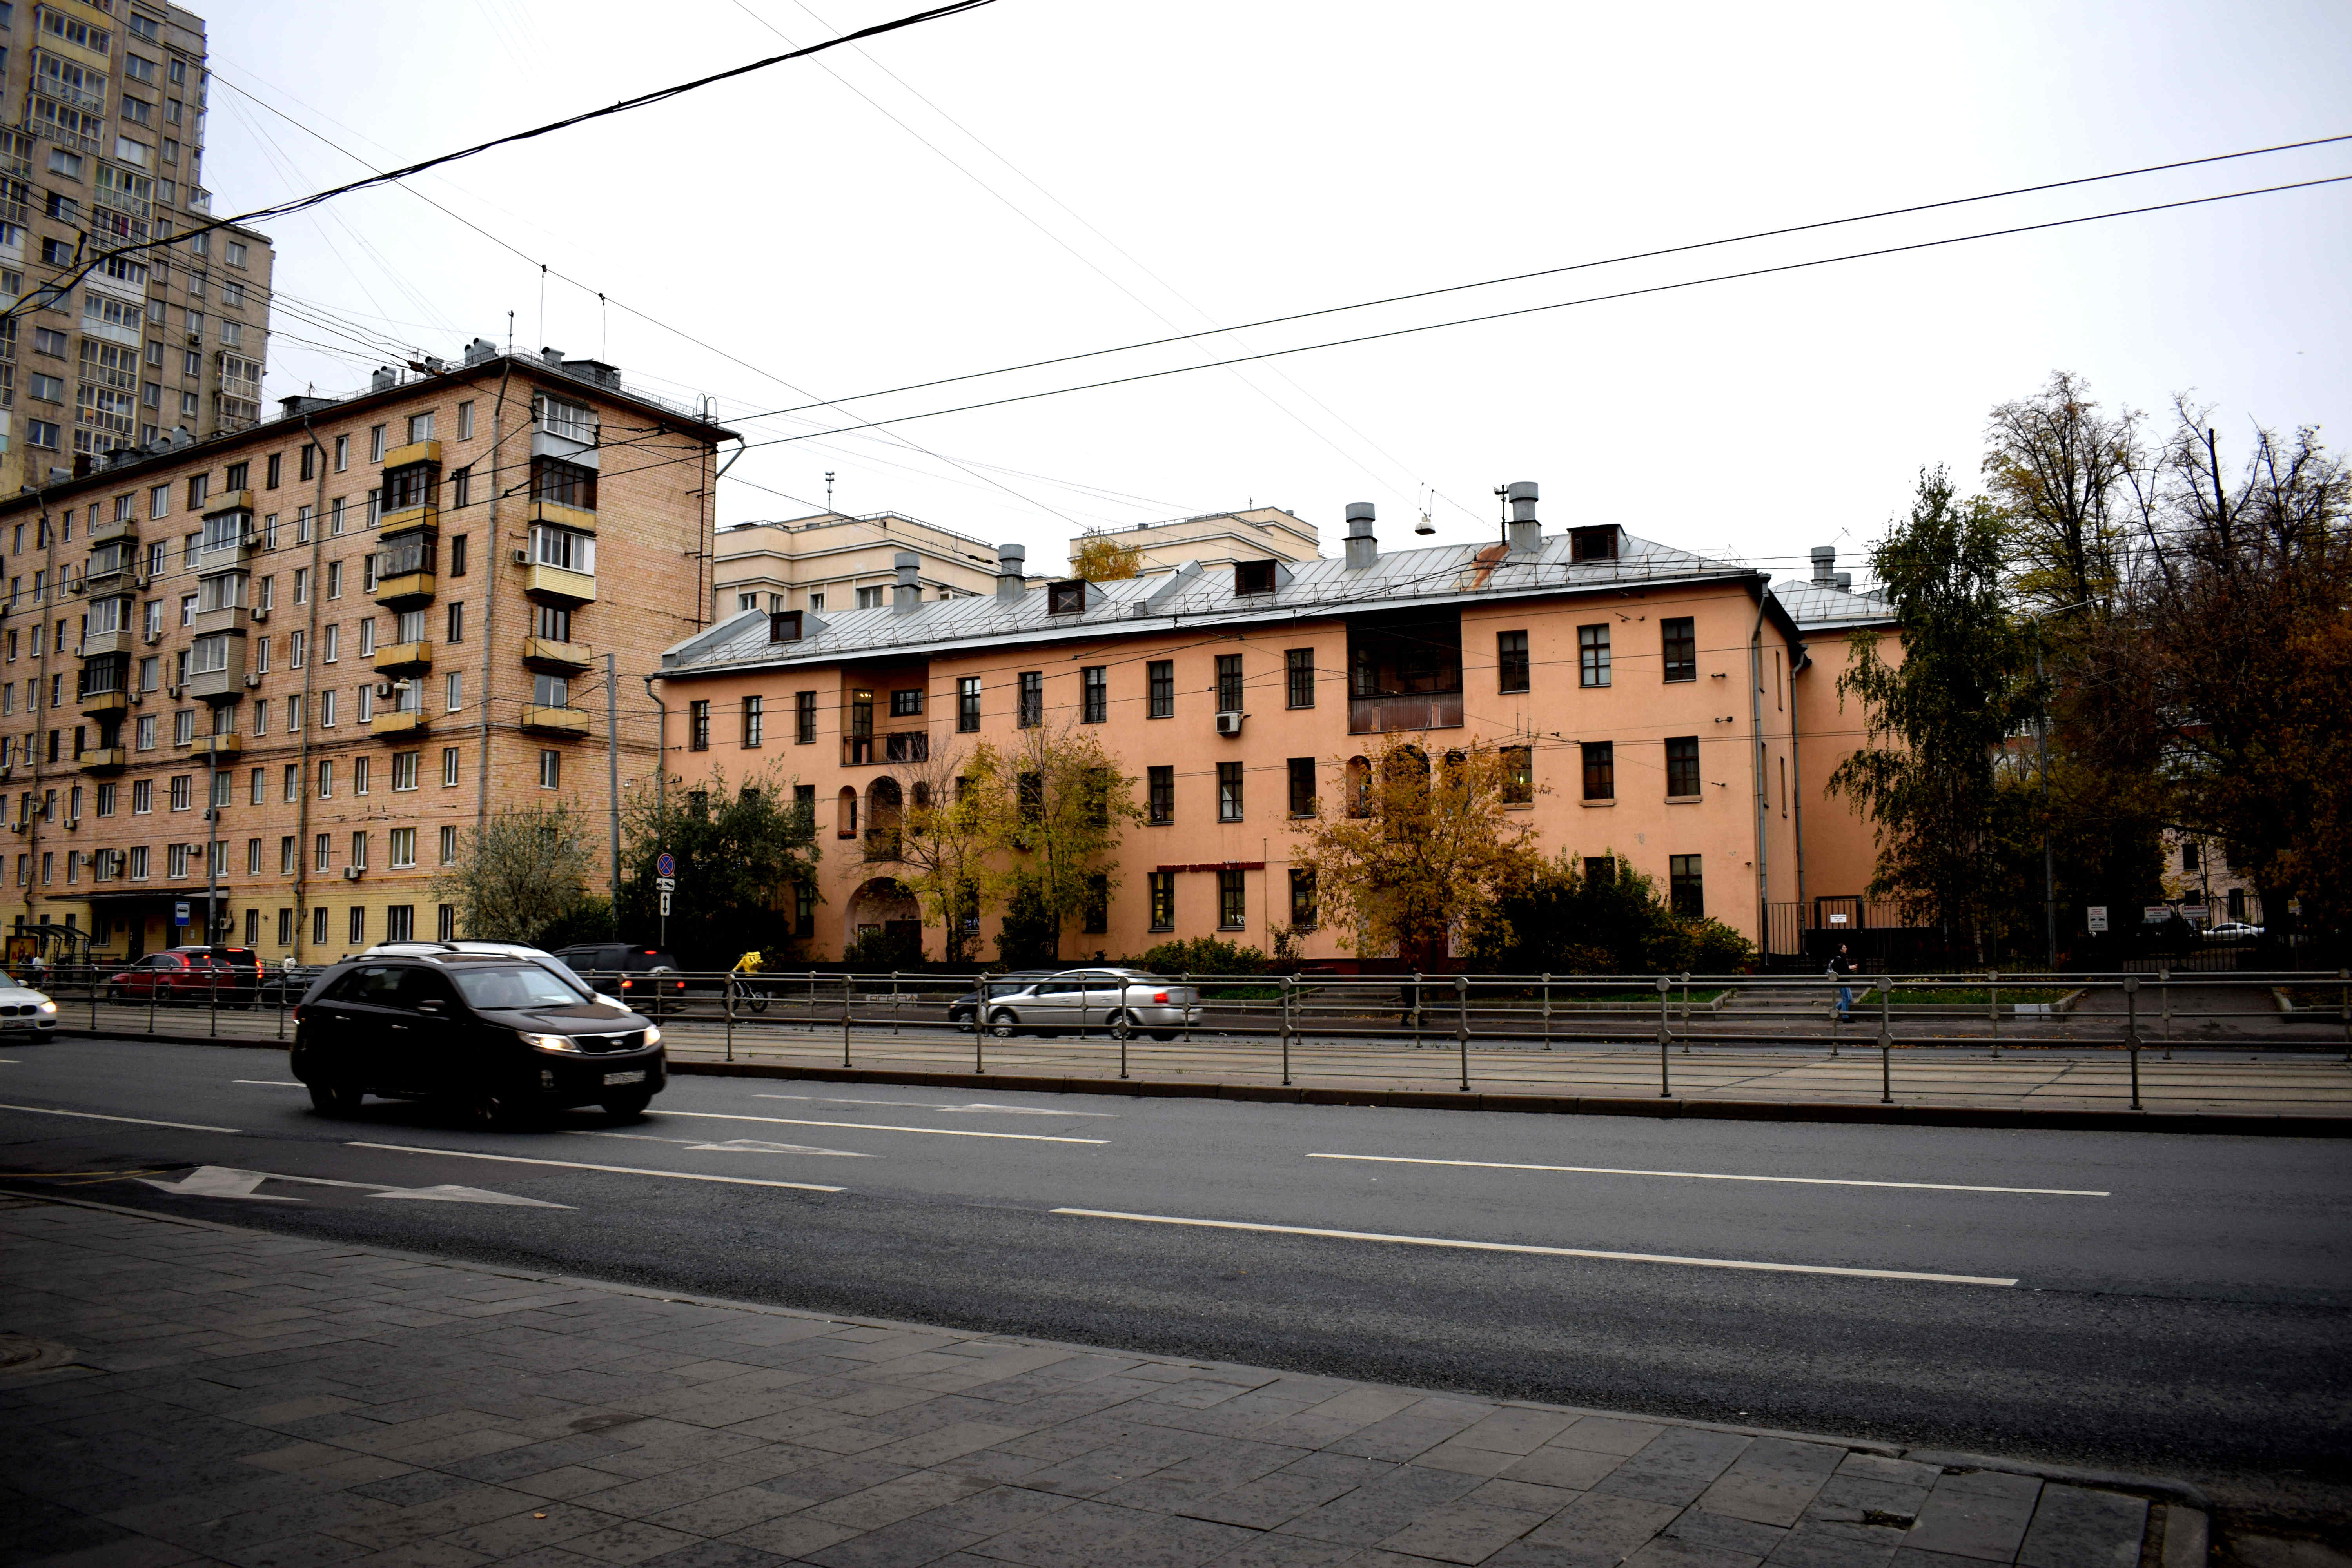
xmin=548 ymin=943 xmax=690 ymax=1009
xmin=290 ymin=949 xmax=666 ymax=1126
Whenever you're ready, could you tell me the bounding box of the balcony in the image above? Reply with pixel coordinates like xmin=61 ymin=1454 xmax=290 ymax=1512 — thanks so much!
xmin=186 ymin=649 xmax=249 ymax=706
xmin=526 ymin=498 xmax=597 ymax=532
xmin=82 ymin=561 xmax=130 ymax=593
xmin=79 ymin=628 xmax=135 ymax=660
xmin=371 ymin=710 xmax=427 ymax=738
xmin=374 ymin=568 xmax=435 ymax=607
xmin=77 ymin=747 xmax=127 ymax=776
xmin=384 ymin=439 xmax=441 ymax=471
xmin=79 ymin=689 xmax=127 ymax=719
xmin=1347 ymin=693 xmax=1465 ymax=735
xmin=522 ymin=563 xmax=596 ymax=606
xmin=189 ymin=733 xmax=244 ymax=762
xmin=88 ymin=515 xmax=137 ymax=546
xmin=373 ymin=640 xmax=432 ymax=676
xmin=201 ymin=488 xmax=255 ymax=521
xmin=521 ymin=705 xmax=590 ymax=738
xmin=191 ymin=605 xmax=251 ymax=638
xmin=377 ymin=502 xmax=438 ymax=539
xmin=523 ymin=636 xmax=592 ymax=674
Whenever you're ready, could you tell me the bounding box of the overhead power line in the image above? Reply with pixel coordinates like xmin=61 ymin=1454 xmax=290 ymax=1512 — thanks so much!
xmin=0 ymin=0 xmax=997 ymax=324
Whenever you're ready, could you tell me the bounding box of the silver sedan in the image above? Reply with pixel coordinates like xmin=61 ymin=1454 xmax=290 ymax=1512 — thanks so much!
xmin=978 ymin=968 xmax=1199 ymax=1040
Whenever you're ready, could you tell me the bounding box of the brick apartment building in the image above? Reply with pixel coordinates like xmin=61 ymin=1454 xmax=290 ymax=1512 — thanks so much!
xmin=655 ymin=490 xmax=1895 ymax=964
xmin=0 ymin=344 xmax=734 ymax=960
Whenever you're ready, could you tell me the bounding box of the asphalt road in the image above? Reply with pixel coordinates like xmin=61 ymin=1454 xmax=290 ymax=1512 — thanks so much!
xmin=1 ymin=1033 xmax=2345 ymax=1521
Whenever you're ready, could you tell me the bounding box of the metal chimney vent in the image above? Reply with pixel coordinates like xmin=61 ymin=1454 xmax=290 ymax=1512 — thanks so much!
xmin=1343 ymin=502 xmax=1377 ymax=570
xmin=1505 ymin=480 xmax=1539 ymax=552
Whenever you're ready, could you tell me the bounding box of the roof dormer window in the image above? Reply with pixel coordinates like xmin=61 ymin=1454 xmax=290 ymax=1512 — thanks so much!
xmin=1234 ymin=560 xmax=1278 ymax=596
xmin=768 ymin=610 xmax=803 ymax=642
xmin=1047 ymin=579 xmax=1086 ymax=615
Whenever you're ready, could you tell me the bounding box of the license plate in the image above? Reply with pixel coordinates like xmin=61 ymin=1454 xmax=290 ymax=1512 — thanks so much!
xmin=603 ymin=1069 xmax=647 ymax=1086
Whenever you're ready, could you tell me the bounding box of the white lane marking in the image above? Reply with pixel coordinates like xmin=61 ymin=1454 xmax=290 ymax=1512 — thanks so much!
xmin=0 ymin=1057 xmax=20 ymax=1063
xmin=141 ymin=1166 xmax=304 ymax=1201
xmin=573 ymin=1130 xmax=872 ymax=1158
xmin=0 ymin=1100 xmax=241 ymax=1133
xmin=236 ymin=1080 xmax=304 ymax=1087
xmin=755 ymin=1094 xmax=1117 ymax=1118
xmin=652 ymin=1109 xmax=1104 ymax=1145
xmin=1051 ymin=1208 xmax=2018 ymax=1287
xmin=140 ymin=1165 xmax=570 ymax=1207
xmin=1307 ymin=1153 xmax=2109 ymax=1198
xmin=351 ymin=1142 xmax=846 ymax=1192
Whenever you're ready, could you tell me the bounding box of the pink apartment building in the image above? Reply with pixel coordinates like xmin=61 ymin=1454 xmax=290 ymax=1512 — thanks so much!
xmin=653 ymin=492 xmax=1895 ymax=965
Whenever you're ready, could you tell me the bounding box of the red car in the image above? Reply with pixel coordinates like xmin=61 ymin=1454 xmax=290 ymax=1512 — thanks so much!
xmin=107 ymin=946 xmax=265 ymax=1005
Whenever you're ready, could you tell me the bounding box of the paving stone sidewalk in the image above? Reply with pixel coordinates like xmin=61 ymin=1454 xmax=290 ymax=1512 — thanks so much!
xmin=0 ymin=1196 xmax=2204 ymax=1568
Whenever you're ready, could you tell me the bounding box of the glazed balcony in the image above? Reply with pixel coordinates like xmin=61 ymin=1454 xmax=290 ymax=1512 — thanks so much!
xmin=80 ymin=628 xmax=136 ymax=660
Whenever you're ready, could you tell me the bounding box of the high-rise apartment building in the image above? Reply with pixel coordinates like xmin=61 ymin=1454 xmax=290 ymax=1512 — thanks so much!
xmin=0 ymin=1 xmax=275 ymax=496
xmin=0 ymin=345 xmax=733 ymax=960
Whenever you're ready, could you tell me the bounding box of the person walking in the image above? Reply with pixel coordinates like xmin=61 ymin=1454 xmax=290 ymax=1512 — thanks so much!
xmin=1827 ymin=943 xmax=1855 ymax=1023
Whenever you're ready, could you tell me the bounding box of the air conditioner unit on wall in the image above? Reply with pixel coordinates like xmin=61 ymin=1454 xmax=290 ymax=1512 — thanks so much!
xmin=342 ymin=865 xmax=362 ymax=881
xmin=1214 ymin=711 xmax=1245 ymax=737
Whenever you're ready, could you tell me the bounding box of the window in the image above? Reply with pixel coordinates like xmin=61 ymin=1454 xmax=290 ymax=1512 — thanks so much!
xmin=1082 ymin=874 xmax=1109 ymax=935
xmin=1502 ymin=745 xmax=1534 ymax=804
xmin=279 ymin=835 xmax=296 ymax=873
xmin=1579 ymin=625 xmax=1611 ymax=687
xmin=530 ymin=457 xmax=596 ymax=512
xmin=333 ymin=434 xmax=348 ymax=472
xmin=529 ymin=521 xmax=594 ymax=572
xmin=278 ymin=908 xmax=295 ymax=946
xmin=1016 ymin=671 xmax=1042 ymax=728
xmin=854 ymin=585 xmax=884 ymax=610
xmin=1290 ymin=868 xmax=1318 ymax=929
xmin=457 ymin=401 xmax=474 ymax=440
xmin=1286 ymin=648 xmax=1314 ymax=708
xmin=327 ymin=562 xmax=342 ymax=599
xmin=1080 ymin=665 xmax=1106 ymax=724
xmin=1287 ymin=757 xmax=1317 ymax=817
xmin=442 ymin=747 xmax=460 ymax=787
xmin=1145 ymin=659 xmax=1176 ymax=719
xmin=1581 ymin=741 xmax=1615 ymax=802
xmin=889 ymin=688 xmax=923 ymax=718
xmin=1218 ymin=760 xmax=1243 ymax=822
xmin=795 ymin=690 xmax=817 ymax=745
xmin=439 ymin=825 xmax=457 ymax=865
xmin=1218 ymin=869 xmax=1247 ymax=930
xmin=313 ymin=906 xmax=329 ymax=945
xmin=97 ymin=782 xmax=116 ymax=817
xmin=389 ymin=828 xmax=416 ymax=869
xmin=533 ymin=604 xmax=567 ymax=642
xmin=317 ymin=759 xmax=334 ymax=798
xmin=391 ymin=750 xmax=418 ymax=791
xmin=742 ymin=694 xmax=764 ymax=747
xmin=1497 ymin=630 xmax=1530 ymax=693
xmin=369 ymin=424 xmax=386 ymax=462
xmin=349 ymin=906 xmax=366 ymax=946
xmin=1147 ymin=765 xmax=1174 ymax=825
xmin=1215 ymin=654 xmax=1243 ymax=714
xmin=1661 ymin=617 xmax=1697 ymax=682
xmin=956 ymin=676 xmax=980 ymax=733
xmin=530 ymin=671 xmax=566 ymax=708
xmin=446 ymin=601 xmax=464 ymax=643
xmin=1148 ymin=871 xmax=1175 ymax=932
xmin=539 ymin=750 xmax=561 ymax=789
xmin=133 ymin=778 xmax=152 ymax=814
xmin=129 ymin=845 xmax=148 ymax=880
xmin=2182 ymin=842 xmax=2200 ymax=873
xmin=1234 ymin=560 xmax=1277 ymax=595
xmin=1669 ymin=855 xmax=1704 ymax=918
xmin=1665 ymin=736 xmax=1702 ymax=798
xmin=245 ymin=837 xmax=261 ymax=875
xmin=169 ymin=773 xmax=190 ymax=811
xmin=1045 ymin=579 xmax=1087 ymax=616
xmin=406 ymin=412 xmax=433 ymax=445
xmin=688 ymin=700 xmax=710 ymax=751
xmin=445 ymin=672 xmax=461 ymax=711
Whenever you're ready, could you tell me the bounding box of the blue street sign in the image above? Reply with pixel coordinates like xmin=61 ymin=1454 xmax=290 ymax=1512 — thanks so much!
xmin=656 ymin=851 xmax=676 ymax=878
xmin=174 ymin=901 xmax=190 ymax=925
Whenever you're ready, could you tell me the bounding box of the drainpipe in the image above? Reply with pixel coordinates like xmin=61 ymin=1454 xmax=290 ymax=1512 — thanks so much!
xmin=641 ymin=673 xmax=666 ymax=821
xmin=294 ymin=412 xmax=327 ymax=963
xmin=1747 ymin=580 xmax=1770 ymax=954
xmin=22 ymin=483 xmax=53 ymax=950
xmin=475 ymin=360 xmax=514 ymax=851
xmin=1789 ymin=644 xmax=1809 ymax=921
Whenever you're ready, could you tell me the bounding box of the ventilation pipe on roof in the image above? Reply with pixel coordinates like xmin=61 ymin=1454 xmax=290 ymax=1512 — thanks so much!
xmin=995 ymin=542 xmax=1027 ymax=600
xmin=1834 ymin=571 xmax=1852 ymax=590
xmin=370 ymin=366 xmax=397 ymax=393
xmin=1343 ymin=502 xmax=1377 ymax=570
xmin=463 ymin=337 xmax=499 ymax=367
xmin=1505 ymin=481 xmax=1540 ymax=552
xmin=893 ymin=551 xmax=922 ymax=612
xmin=1811 ymin=546 xmax=1836 ymax=584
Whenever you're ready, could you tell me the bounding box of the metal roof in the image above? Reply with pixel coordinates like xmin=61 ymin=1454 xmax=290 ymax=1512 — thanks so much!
xmin=1767 ymin=578 xmax=1896 ymax=633
xmin=659 ymin=528 xmax=1793 ymax=676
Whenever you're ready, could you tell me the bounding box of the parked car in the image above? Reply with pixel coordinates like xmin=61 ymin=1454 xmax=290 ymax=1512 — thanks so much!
xmin=106 ymin=947 xmax=264 ymax=1005
xmin=2203 ymin=921 xmax=2265 ymax=940
xmin=260 ymin=964 xmax=327 ymax=1009
xmin=975 ymin=968 xmax=1199 ymax=1040
xmin=290 ymin=948 xmax=666 ymax=1126
xmin=946 ymin=971 xmax=1058 ymax=1027
xmin=548 ymin=944 xmax=690 ymax=1010
xmin=0 ymin=982 xmax=58 ymax=1033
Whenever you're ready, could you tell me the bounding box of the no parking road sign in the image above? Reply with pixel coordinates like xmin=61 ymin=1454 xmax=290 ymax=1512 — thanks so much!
xmin=656 ymin=851 xmax=677 ymax=878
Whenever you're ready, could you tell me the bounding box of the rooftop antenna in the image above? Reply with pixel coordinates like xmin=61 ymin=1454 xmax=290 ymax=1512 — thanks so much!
xmin=1415 ymin=485 xmax=1436 ymax=536
xmin=825 ymin=471 xmax=836 ymax=514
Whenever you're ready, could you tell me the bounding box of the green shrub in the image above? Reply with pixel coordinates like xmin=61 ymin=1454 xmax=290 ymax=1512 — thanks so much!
xmin=1132 ymin=936 xmax=1266 ymax=975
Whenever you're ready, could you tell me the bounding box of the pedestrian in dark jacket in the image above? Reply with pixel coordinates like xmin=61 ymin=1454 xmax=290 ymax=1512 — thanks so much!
xmin=1827 ymin=944 xmax=1855 ymax=1022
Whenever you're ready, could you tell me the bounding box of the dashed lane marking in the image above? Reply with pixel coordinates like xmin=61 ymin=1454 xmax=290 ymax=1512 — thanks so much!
xmin=350 ymin=1142 xmax=847 ymax=1192
xmin=1306 ymin=1152 xmax=2110 ymax=1197
xmin=1051 ymin=1208 xmax=2020 ymax=1287
xmin=0 ymin=1101 xmax=241 ymax=1133
xmin=753 ymin=1094 xmax=1118 ymax=1118
xmin=653 ymin=1109 xmax=1105 ymax=1144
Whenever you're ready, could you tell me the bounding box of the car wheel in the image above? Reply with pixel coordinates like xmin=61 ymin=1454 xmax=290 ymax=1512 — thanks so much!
xmin=106 ymin=985 xmax=127 ymax=1005
xmin=602 ymin=1090 xmax=653 ymax=1121
xmin=466 ymin=1091 xmax=521 ymax=1131
xmin=987 ymin=1009 xmax=1021 ymax=1038
xmin=308 ymin=1081 xmax=363 ymax=1116
xmin=746 ymin=990 xmax=770 ymax=1013
xmin=1109 ymin=1009 xmax=1140 ymax=1037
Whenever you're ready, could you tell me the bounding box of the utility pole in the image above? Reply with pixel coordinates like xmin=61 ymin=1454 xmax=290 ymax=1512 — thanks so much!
xmin=604 ymin=652 xmax=621 ymax=905
xmin=204 ymin=758 xmax=220 ymax=945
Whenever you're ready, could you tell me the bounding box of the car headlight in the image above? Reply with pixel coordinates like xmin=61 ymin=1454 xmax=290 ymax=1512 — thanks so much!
xmin=519 ymin=1031 xmax=578 ymax=1053
xmin=642 ymin=1025 xmax=662 ymax=1047
xmin=36 ymin=1000 xmax=55 ymax=1014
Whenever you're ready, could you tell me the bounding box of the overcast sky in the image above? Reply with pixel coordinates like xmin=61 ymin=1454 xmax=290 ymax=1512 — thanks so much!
xmin=198 ymin=0 xmax=2350 ymax=583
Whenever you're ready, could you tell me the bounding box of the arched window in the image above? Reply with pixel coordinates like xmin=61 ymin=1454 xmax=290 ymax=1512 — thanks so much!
xmin=865 ymin=778 xmax=904 ymax=860
xmin=835 ymin=786 xmax=858 ymax=840
xmin=1345 ymin=755 xmax=1372 ymax=818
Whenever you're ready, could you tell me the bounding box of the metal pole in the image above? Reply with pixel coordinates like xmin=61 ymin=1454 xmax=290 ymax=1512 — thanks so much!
xmin=975 ymin=976 xmax=989 ymax=1072
xmin=1278 ymin=974 xmax=1290 ymax=1088
xmin=2160 ymin=965 xmax=2172 ymax=1060
xmin=1656 ymin=975 xmax=1672 ymax=1098
xmin=2340 ymin=967 xmax=2349 ymax=1064
xmin=1412 ymin=971 xmax=1423 ymax=1051
xmin=1680 ymin=972 xmax=1692 ymax=1051
xmin=1878 ymin=976 xmax=1893 ymax=1104
xmin=2125 ymin=973 xmax=2142 ymax=1111
xmin=840 ymin=970 xmax=852 ymax=1067
xmin=724 ymin=967 xmax=735 ymax=1062
xmin=1989 ymin=968 xmax=1999 ymax=1057
xmin=2035 ymin=640 xmax=2056 ymax=969
xmin=1455 ymin=973 xmax=1469 ymax=1092
xmin=1541 ymin=973 xmax=1552 ymax=1050
xmin=891 ymin=971 xmax=900 ymax=1036
xmin=604 ymin=652 xmax=622 ymax=907
xmin=208 ymin=955 xmax=218 ymax=1037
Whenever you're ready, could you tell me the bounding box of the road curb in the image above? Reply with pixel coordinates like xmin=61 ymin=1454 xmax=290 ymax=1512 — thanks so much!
xmin=662 ymin=1058 xmax=2352 ymax=1137
xmin=52 ymin=1028 xmax=2352 ymax=1136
